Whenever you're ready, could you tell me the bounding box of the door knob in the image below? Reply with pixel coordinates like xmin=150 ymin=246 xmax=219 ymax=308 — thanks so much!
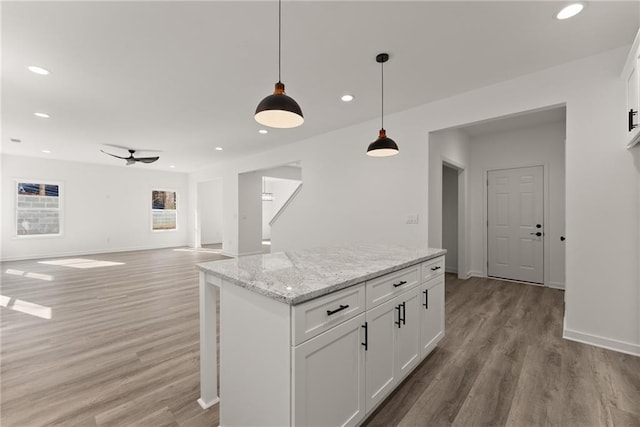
xmin=530 ymin=232 xmax=542 ymax=237
xmin=560 ymin=236 xmax=566 ymax=241
xmin=536 ymin=224 xmax=542 ymax=229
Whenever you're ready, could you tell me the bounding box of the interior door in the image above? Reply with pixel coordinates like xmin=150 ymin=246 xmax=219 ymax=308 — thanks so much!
xmin=487 ymin=166 xmax=543 ymax=283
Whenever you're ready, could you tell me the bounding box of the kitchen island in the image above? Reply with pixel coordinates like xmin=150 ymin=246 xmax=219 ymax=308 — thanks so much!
xmin=197 ymin=244 xmax=446 ymax=426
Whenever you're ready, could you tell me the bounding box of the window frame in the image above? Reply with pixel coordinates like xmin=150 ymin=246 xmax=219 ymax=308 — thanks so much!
xmin=151 ymin=188 xmax=178 ymax=232
xmin=14 ymin=179 xmax=64 ymax=239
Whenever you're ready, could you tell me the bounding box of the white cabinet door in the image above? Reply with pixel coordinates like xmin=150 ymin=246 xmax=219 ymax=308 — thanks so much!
xmin=420 ymin=275 xmax=445 ymax=359
xmin=364 ymin=297 xmax=397 ymax=412
xmin=293 ymin=313 xmax=366 ymax=427
xmin=394 ymin=286 xmax=421 ymax=379
xmin=626 ymin=59 xmax=639 ymax=144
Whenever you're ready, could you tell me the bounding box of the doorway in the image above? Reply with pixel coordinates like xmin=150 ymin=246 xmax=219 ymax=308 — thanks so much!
xmin=442 ymin=164 xmax=460 ymax=274
xmin=487 ymin=166 xmax=544 ymax=283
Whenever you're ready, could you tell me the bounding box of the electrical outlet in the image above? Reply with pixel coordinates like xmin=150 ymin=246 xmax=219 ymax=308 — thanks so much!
xmin=406 ymin=214 xmax=419 ymax=224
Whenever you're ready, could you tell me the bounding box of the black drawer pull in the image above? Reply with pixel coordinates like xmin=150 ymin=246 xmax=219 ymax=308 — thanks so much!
xmin=430 ymin=266 xmax=441 ymax=271
xmin=395 ymin=304 xmax=402 ymax=328
xmin=401 ymin=302 xmax=406 ymax=325
xmin=393 ymin=280 xmax=407 ymax=288
xmin=326 ymin=304 xmax=349 ymax=316
xmin=630 ymin=109 xmax=638 ymax=132
xmin=361 ymin=322 xmax=368 ymax=351
xmin=423 ymin=289 xmax=429 ymax=309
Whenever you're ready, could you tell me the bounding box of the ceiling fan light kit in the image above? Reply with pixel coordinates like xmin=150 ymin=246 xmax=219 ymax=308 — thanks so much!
xmin=254 ymin=0 xmax=304 ymax=129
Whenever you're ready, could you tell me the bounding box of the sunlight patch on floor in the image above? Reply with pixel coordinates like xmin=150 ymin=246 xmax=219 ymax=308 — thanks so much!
xmin=0 ymin=295 xmax=52 ymax=319
xmin=38 ymin=258 xmax=124 ymax=269
xmin=5 ymin=269 xmax=54 ymax=281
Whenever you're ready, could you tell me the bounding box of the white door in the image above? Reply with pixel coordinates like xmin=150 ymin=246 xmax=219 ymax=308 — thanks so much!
xmin=364 ymin=298 xmax=397 ymax=413
xmin=419 ymin=275 xmax=445 ymax=359
xmin=487 ymin=166 xmax=544 ymax=283
xmin=293 ymin=313 xmax=366 ymax=427
xmin=393 ymin=287 xmax=421 ymax=380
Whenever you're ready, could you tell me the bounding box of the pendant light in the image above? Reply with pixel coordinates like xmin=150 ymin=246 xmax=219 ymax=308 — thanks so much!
xmin=255 ymin=0 xmax=304 ymax=129
xmin=367 ymin=53 xmax=399 ymax=157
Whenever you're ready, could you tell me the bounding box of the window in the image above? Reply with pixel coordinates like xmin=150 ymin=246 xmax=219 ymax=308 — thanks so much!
xmin=152 ymin=190 xmax=177 ymax=231
xmin=16 ymin=181 xmax=62 ymax=236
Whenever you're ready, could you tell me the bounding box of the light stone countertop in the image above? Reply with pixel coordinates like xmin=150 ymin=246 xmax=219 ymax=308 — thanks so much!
xmin=197 ymin=244 xmax=446 ymax=305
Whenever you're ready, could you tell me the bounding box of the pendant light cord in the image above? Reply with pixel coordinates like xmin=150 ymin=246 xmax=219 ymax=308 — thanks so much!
xmin=278 ymin=0 xmax=282 ymax=83
xmin=381 ymin=59 xmax=384 ymax=129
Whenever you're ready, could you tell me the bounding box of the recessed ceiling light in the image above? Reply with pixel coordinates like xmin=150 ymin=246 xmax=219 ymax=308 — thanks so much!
xmin=341 ymin=94 xmax=354 ymax=102
xmin=169 ymin=165 xmax=176 ymax=169
xmin=259 ymin=129 xmax=268 ymax=134
xmin=28 ymin=65 xmax=50 ymax=75
xmin=215 ymin=147 xmax=223 ymax=151
xmin=34 ymin=112 xmax=50 ymax=118
xmin=42 ymin=150 xmax=51 ymax=154
xmin=556 ymin=3 xmax=584 ymax=20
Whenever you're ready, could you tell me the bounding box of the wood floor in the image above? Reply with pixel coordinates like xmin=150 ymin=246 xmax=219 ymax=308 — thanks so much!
xmin=2 ymin=250 xmax=639 ymax=426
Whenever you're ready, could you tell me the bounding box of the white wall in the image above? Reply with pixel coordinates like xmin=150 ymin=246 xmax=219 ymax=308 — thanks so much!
xmin=198 ymin=179 xmax=223 ymax=245
xmin=467 ymin=120 xmax=566 ymax=287
xmin=442 ymin=166 xmax=458 ymax=273
xmin=190 ymin=47 xmax=639 ymax=355
xmin=237 ymin=171 xmax=262 ymax=256
xmin=1 ymin=154 xmax=189 ymax=260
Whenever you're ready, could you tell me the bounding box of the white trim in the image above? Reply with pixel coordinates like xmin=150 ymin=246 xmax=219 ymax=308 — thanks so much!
xmin=563 ymin=327 xmax=640 ymax=357
xmin=548 ymin=281 xmax=565 ymax=290
xmin=444 ymin=267 xmax=458 ymax=274
xmin=237 ymin=250 xmax=263 ymax=257
xmin=14 ymin=179 xmax=64 ymax=238
xmin=151 ymin=188 xmax=178 ymax=232
xmin=468 ymin=270 xmax=485 ymax=278
xmin=197 ymin=397 xmax=219 ymax=410
xmin=220 ymin=250 xmax=238 ymax=258
xmin=0 ymin=243 xmax=190 ymax=262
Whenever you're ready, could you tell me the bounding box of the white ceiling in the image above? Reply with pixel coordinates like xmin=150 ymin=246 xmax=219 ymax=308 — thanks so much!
xmin=2 ymin=1 xmax=638 ymax=172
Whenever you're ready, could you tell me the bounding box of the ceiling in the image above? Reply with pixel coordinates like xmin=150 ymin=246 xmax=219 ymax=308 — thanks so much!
xmin=2 ymin=1 xmax=638 ymax=172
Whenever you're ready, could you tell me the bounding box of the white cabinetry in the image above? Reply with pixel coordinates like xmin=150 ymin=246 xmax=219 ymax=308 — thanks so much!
xmin=293 ymin=313 xmax=366 ymax=427
xmin=216 ymin=255 xmax=445 ymax=426
xmin=364 ymin=286 xmax=421 ymax=412
xmin=420 ymin=275 xmax=445 ymax=358
xmin=623 ymin=29 xmax=640 ymax=148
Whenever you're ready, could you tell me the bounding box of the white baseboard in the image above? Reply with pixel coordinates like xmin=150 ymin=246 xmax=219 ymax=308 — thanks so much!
xmin=197 ymin=396 xmax=219 ymax=409
xmin=1 ymin=242 xmax=189 ymax=262
xmin=220 ymin=250 xmax=238 ymax=258
xmin=563 ymin=327 xmax=640 ymax=357
xmin=468 ymin=270 xmax=486 ymax=278
xmin=548 ymin=281 xmax=565 ymax=290
xmin=445 ymin=267 xmax=458 ymax=274
xmin=237 ymin=250 xmax=263 ymax=257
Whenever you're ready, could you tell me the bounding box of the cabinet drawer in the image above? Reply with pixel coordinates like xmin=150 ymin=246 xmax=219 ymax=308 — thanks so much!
xmin=292 ymin=283 xmax=365 ymax=345
xmin=365 ymin=265 xmax=420 ymax=309
xmin=422 ymin=256 xmax=444 ymax=282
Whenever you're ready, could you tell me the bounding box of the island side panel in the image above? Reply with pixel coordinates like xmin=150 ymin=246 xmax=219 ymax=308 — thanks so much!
xmin=220 ymin=281 xmax=291 ymax=426
xmin=198 ymin=271 xmax=220 ymax=409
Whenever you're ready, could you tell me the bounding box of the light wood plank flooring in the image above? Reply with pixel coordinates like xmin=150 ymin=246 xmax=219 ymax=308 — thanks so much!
xmin=2 ymin=250 xmax=639 ymax=426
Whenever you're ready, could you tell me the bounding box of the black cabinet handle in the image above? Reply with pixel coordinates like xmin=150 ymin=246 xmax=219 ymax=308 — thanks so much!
xmin=361 ymin=322 xmax=368 ymax=351
xmin=326 ymin=304 xmax=349 ymax=316
xmin=430 ymin=266 xmax=441 ymax=271
xmin=395 ymin=304 xmax=402 ymax=328
xmin=530 ymin=232 xmax=542 ymax=237
xmin=423 ymin=289 xmax=429 ymax=309
xmin=401 ymin=302 xmax=406 ymax=325
xmin=393 ymin=280 xmax=407 ymax=288
xmin=630 ymin=109 xmax=638 ymax=132
xmin=560 ymin=236 xmax=566 ymax=242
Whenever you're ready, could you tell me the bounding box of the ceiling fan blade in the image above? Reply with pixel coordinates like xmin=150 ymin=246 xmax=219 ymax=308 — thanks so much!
xmin=134 ymin=156 xmax=160 ymax=163
xmin=100 ymin=149 xmax=128 ymax=160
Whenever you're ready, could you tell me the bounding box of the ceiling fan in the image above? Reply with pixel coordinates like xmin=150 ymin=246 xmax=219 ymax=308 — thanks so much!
xmin=100 ymin=149 xmax=159 ymax=165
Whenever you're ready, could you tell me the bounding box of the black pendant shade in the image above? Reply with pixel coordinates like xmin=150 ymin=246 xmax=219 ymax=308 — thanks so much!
xmin=255 ymin=82 xmax=304 ymax=128
xmin=254 ymin=0 xmax=304 ymax=129
xmin=367 ymin=53 xmax=399 ymax=157
xmin=367 ymin=129 xmax=399 ymax=157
